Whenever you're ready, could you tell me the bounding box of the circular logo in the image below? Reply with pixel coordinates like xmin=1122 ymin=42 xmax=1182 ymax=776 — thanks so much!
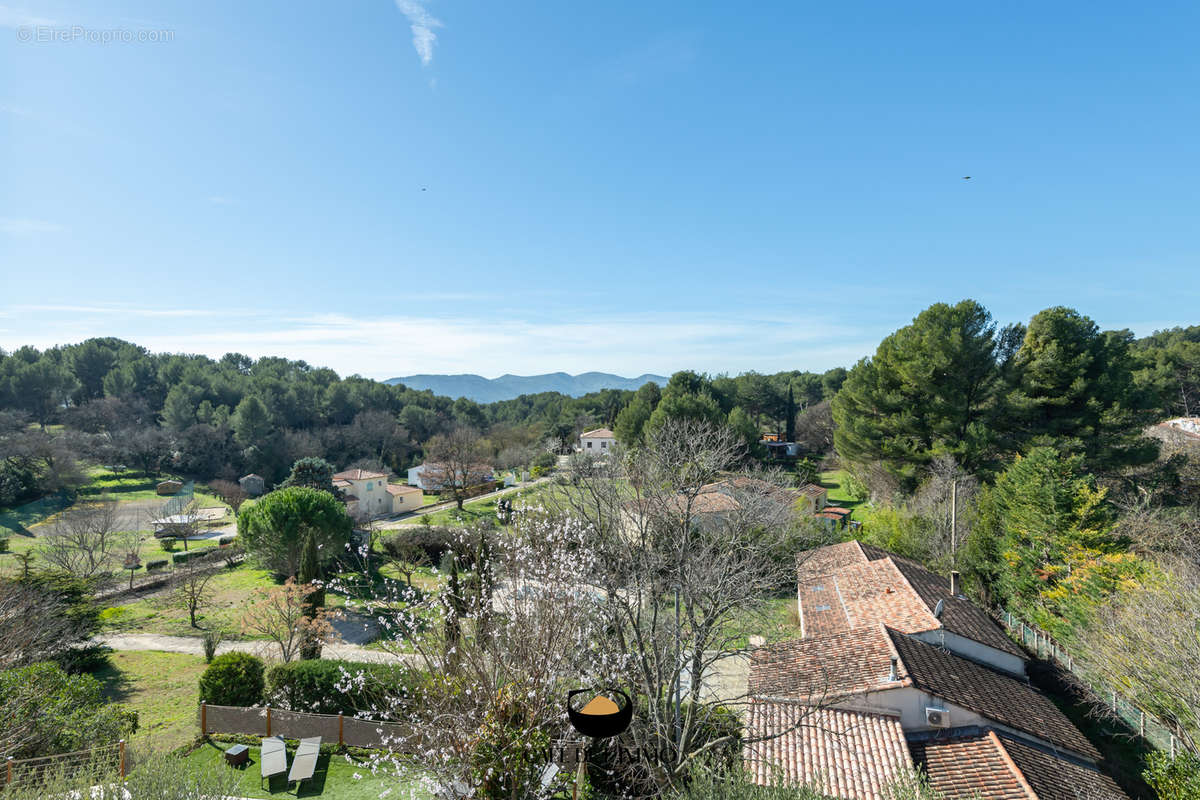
xmin=16 ymin=26 xmax=33 ymax=42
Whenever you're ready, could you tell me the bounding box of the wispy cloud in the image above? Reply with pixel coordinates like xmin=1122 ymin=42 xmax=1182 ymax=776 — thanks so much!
xmin=0 ymin=218 xmax=65 ymax=235
xmin=0 ymin=5 xmax=54 ymax=28
xmin=0 ymin=307 xmax=867 ymax=379
xmin=14 ymin=304 xmax=221 ymax=318
xmin=394 ymin=0 xmax=442 ymax=66
xmin=207 ymin=195 xmax=235 ymax=206
xmin=0 ymin=104 xmax=31 ymax=117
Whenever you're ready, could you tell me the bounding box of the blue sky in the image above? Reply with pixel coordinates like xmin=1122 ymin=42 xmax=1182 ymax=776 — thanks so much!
xmin=2 ymin=1 xmax=1197 ymax=380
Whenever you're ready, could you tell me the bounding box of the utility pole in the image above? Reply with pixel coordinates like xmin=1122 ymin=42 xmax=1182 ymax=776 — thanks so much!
xmin=950 ymin=479 xmax=958 ymax=568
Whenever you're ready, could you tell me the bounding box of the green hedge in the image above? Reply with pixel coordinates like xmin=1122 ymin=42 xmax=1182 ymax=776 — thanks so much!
xmin=266 ymin=659 xmax=420 ymax=717
xmin=198 ymin=652 xmax=264 ymax=706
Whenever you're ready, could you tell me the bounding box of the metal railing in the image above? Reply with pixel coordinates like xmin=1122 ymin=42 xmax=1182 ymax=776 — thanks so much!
xmin=4 ymin=741 xmax=124 ymax=788
xmin=997 ymin=609 xmax=1184 ymax=756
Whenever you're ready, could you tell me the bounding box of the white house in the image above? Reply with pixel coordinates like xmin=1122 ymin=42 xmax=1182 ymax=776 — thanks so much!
xmin=333 ymin=469 xmax=422 ymax=518
xmin=579 ymin=428 xmax=615 ymax=453
xmin=407 ymin=462 xmax=495 ymax=492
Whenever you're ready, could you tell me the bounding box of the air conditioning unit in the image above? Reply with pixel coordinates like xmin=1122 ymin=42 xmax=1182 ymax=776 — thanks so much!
xmin=925 ymin=707 xmax=951 ymax=728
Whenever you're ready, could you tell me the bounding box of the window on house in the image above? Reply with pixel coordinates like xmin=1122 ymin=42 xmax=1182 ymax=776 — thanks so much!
xmin=587 ymin=441 xmax=592 ymax=448
xmin=601 ymin=441 xmax=607 ymax=448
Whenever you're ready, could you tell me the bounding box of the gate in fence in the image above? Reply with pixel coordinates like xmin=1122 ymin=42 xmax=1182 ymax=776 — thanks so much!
xmin=996 ymin=609 xmax=1184 ymax=756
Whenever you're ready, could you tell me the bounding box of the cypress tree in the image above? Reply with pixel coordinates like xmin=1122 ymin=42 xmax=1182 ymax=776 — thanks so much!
xmin=298 ymin=530 xmax=324 ymax=660
xmin=785 ymin=385 xmax=796 ymax=442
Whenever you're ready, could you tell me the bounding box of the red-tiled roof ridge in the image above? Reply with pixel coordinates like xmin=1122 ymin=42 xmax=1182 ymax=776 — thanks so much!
xmin=333 ymin=468 xmax=389 ymax=480
xmin=749 ymin=624 xmax=911 ymax=703
xmin=988 ymin=730 xmax=1041 ymax=800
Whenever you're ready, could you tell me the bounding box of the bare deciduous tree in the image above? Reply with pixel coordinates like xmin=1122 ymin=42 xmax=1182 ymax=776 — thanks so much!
xmin=209 ymin=479 xmax=248 ymax=515
xmin=423 ymin=426 xmax=494 ymax=510
xmin=170 ymin=558 xmax=219 ymax=628
xmin=910 ymin=455 xmax=979 ymax=569
xmin=242 ymin=578 xmax=338 ymax=662
xmin=0 ymin=581 xmax=91 ymax=669
xmin=557 ymin=419 xmax=833 ymax=792
xmin=38 ymin=496 xmax=122 ymax=585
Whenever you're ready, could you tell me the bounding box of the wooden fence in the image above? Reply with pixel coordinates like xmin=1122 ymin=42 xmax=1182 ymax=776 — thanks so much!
xmin=200 ymin=703 xmax=413 ymax=751
xmin=996 ymin=609 xmax=1186 ymax=756
xmin=4 ymin=741 xmax=124 ymax=788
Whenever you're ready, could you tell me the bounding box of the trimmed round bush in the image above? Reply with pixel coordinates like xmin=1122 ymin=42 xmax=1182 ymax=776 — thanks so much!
xmin=198 ymin=652 xmax=264 ymax=706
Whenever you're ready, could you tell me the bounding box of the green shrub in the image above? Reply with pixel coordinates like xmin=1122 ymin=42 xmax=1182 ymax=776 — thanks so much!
xmin=1144 ymin=751 xmax=1200 ymax=800
xmin=266 ymin=659 xmax=419 ymax=717
xmin=531 ymin=451 xmax=557 ymax=470
xmin=198 ymin=652 xmax=264 ymax=706
xmin=201 ymin=630 xmax=223 ymax=663
xmin=158 ymin=537 xmax=177 ymax=552
xmin=145 ymin=559 xmax=168 ymax=572
xmin=530 ymin=465 xmax=548 ymax=478
xmin=0 ymin=537 xmax=8 ymax=553
xmin=218 ymin=535 xmax=235 ymax=546
xmin=172 ymin=551 xmax=192 ymax=565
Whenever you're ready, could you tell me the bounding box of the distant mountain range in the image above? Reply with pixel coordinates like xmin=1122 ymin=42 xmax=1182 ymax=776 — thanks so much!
xmin=385 ymin=372 xmax=669 ymax=403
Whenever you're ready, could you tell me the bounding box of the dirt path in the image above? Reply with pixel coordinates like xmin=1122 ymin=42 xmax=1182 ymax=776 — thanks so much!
xmin=96 ymin=633 xmax=410 ymax=664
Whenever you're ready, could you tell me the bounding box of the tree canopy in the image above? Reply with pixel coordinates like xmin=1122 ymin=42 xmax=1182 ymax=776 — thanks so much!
xmin=237 ymin=486 xmax=354 ymax=577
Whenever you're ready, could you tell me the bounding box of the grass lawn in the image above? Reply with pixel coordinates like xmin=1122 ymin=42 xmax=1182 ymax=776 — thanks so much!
xmin=183 ymin=740 xmax=431 ymax=800
xmin=819 ymin=469 xmax=880 ymax=528
xmin=101 ymin=563 xmax=281 ymax=637
xmin=407 ymin=483 xmax=554 ymax=527
xmin=721 ymin=593 xmax=801 ymax=649
xmin=93 ymin=650 xmax=207 ymax=752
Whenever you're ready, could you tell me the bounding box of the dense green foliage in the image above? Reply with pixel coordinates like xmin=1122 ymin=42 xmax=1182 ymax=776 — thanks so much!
xmin=236 ymin=485 xmax=353 ymax=577
xmin=0 ymin=661 xmax=138 ymax=759
xmin=1143 ymin=751 xmax=1200 ymax=800
xmin=265 ymin=659 xmax=419 ymax=716
xmin=965 ymin=447 xmax=1137 ymax=635
xmin=833 ymin=301 xmax=1163 ymax=493
xmin=833 ymin=300 xmax=1004 ymax=489
xmin=280 ymin=455 xmax=339 ymax=493
xmin=197 ymin=652 xmax=265 ymax=706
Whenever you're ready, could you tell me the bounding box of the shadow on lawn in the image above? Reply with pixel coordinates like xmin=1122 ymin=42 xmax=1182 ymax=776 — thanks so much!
xmin=199 ymin=740 xmax=334 ymax=797
xmin=93 ymin=659 xmax=135 ymax=704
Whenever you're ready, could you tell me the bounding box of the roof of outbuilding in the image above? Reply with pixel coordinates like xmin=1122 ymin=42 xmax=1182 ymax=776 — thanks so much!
xmin=744 ymin=702 xmax=913 ymax=800
xmin=385 ymin=484 xmax=422 ymax=495
xmin=580 ymin=428 xmax=615 ymax=438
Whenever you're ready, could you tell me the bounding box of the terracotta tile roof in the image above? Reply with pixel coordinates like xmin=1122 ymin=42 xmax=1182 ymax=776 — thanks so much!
xmin=999 ymin=731 xmax=1128 ymax=800
xmin=385 ymin=484 xmax=421 ymax=496
xmin=796 ymin=541 xmax=872 ymax=581
xmin=908 ymin=728 xmax=1129 ymax=800
xmin=745 ymin=702 xmax=913 ymax=799
xmin=795 ymin=543 xmax=1026 ymax=660
xmin=580 ymin=428 xmax=615 ymax=438
xmin=749 ymin=626 xmax=904 ymax=700
xmin=888 ymin=559 xmax=1026 ymax=658
xmin=332 ymin=479 xmax=352 ymax=489
xmin=887 ymin=630 xmax=1100 ymax=760
xmin=797 ymin=483 xmax=828 ymax=499
xmin=750 ymin=628 xmax=1098 ymax=763
xmin=908 ymin=730 xmax=1032 ymax=799
xmin=333 ymin=468 xmax=389 ymax=480
xmin=837 ymin=559 xmax=939 ymax=633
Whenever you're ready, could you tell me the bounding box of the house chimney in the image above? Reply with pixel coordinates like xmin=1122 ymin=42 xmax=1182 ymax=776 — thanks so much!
xmin=950 ymin=571 xmax=961 ymax=597
xmin=889 ymin=656 xmax=899 ymax=682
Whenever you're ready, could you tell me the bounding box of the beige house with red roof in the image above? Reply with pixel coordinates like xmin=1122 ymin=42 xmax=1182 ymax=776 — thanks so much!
xmin=333 ymin=468 xmax=421 ymax=519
